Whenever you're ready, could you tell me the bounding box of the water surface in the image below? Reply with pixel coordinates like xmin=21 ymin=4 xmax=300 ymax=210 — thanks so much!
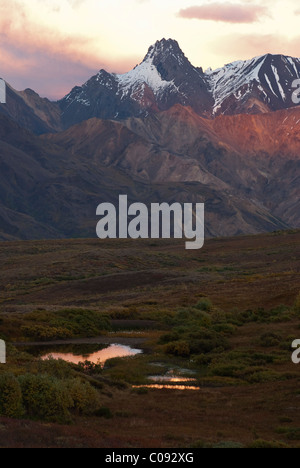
xmin=41 ymin=343 xmax=142 ymax=367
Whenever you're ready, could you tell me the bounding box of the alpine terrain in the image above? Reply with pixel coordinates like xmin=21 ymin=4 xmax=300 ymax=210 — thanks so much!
xmin=0 ymin=38 xmax=299 ymax=240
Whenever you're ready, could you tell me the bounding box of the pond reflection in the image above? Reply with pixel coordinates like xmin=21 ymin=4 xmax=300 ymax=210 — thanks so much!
xmin=133 ymin=385 xmax=200 ymax=391
xmin=40 ymin=344 xmax=142 ymax=367
xmin=149 ymin=376 xmax=196 ymax=383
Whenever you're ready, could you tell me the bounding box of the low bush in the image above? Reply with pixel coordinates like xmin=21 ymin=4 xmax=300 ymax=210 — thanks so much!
xmin=249 ymin=439 xmax=289 ymax=448
xmin=276 ymin=427 xmax=300 ymax=440
xmin=212 ymin=441 xmax=244 ymax=449
xmin=23 ymin=309 xmax=111 ymax=339
xmin=21 ymin=325 xmax=73 ymax=341
xmin=37 ymin=357 xmax=74 ymax=379
xmin=65 ymin=378 xmax=101 ymax=415
xmin=195 ymin=299 xmax=213 ymax=312
xmin=18 ymin=373 xmax=102 ymax=422
xmin=0 ymin=373 xmax=24 ymax=418
xmin=163 ymin=340 xmax=191 ymax=357
xmin=259 ymin=333 xmax=282 ymax=348
xmin=19 ymin=374 xmax=72 ymax=423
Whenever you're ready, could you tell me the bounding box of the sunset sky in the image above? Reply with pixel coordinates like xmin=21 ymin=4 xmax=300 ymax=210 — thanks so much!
xmin=1 ymin=0 xmax=300 ymax=99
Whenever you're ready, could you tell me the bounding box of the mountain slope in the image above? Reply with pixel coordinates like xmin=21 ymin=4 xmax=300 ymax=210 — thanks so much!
xmin=58 ymin=39 xmax=300 ymax=128
xmin=43 ymin=110 xmax=297 ymax=232
xmin=124 ymin=104 xmax=300 ymax=229
xmin=2 ymin=39 xmax=300 ymax=133
xmin=207 ymin=54 xmax=300 ymax=115
xmin=0 ymin=113 xmax=289 ymax=240
xmin=0 ymin=84 xmax=62 ymax=134
xmin=59 ymin=39 xmax=212 ymax=127
xmin=0 ymin=39 xmax=299 ymax=240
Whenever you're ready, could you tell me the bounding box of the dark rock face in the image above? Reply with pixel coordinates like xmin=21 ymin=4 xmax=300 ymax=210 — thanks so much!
xmin=58 ymin=39 xmax=300 ymax=128
xmin=0 ymin=106 xmax=298 ymax=241
xmin=58 ymin=39 xmax=212 ymax=127
xmin=207 ymin=53 xmax=300 ymax=116
xmin=0 ymin=85 xmax=62 ymax=134
xmin=3 ymin=39 xmax=300 ymax=132
xmin=0 ymin=39 xmax=299 ymax=240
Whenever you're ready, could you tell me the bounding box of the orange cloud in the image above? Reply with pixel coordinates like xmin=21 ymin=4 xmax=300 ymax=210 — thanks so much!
xmin=178 ymin=3 xmax=270 ymax=24
xmin=0 ymin=0 xmax=138 ymax=99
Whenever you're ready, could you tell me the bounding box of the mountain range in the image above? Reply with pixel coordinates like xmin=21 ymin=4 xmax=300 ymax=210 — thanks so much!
xmin=0 ymin=38 xmax=299 ymax=240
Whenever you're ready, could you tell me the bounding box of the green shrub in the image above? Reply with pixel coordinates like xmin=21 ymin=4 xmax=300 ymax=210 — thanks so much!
xmin=212 ymin=441 xmax=244 ymax=449
xmin=163 ymin=340 xmax=190 ymax=357
xmin=21 ymin=325 xmax=73 ymax=341
xmin=37 ymin=357 xmax=73 ymax=379
xmin=19 ymin=374 xmax=72 ymax=423
xmin=190 ymin=440 xmax=208 ymax=448
xmin=246 ymin=370 xmax=282 ymax=384
xmin=18 ymin=372 xmax=102 ymax=422
xmin=249 ymin=439 xmax=289 ymax=448
xmin=210 ymin=364 xmax=243 ymax=378
xmin=195 ymin=299 xmax=213 ymax=312
xmin=0 ymin=373 xmax=24 ymax=418
xmin=188 ymin=329 xmax=229 ymax=354
xmin=212 ymin=323 xmax=236 ymax=335
xmin=192 ymin=354 xmax=212 ymax=366
xmin=259 ymin=333 xmax=282 ymax=348
xmin=23 ymin=309 xmax=111 ymax=339
xmin=276 ymin=427 xmax=300 ymax=440
xmin=159 ymin=332 xmax=180 ymax=345
xmin=65 ymin=378 xmax=101 ymax=415
xmin=233 ymin=305 xmax=292 ymax=325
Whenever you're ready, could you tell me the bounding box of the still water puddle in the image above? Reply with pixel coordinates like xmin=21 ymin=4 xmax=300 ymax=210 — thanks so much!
xmin=136 ymin=369 xmax=199 ymax=391
xmin=40 ymin=344 xmax=142 ymax=367
xmin=133 ymin=384 xmax=200 ymax=391
xmin=32 ymin=345 xmax=199 ymax=390
xmin=149 ymin=374 xmax=196 ymax=383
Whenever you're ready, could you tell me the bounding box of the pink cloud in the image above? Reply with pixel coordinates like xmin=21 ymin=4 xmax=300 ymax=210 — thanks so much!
xmin=178 ymin=3 xmax=270 ymax=24
xmin=0 ymin=1 xmax=138 ymax=100
xmin=210 ymin=33 xmax=300 ymax=60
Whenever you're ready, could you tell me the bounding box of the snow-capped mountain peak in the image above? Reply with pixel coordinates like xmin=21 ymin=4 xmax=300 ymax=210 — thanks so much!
xmin=111 ymin=38 xmax=211 ymax=113
xmin=115 ymin=48 xmax=175 ymax=98
xmin=59 ymin=40 xmax=300 ymax=127
xmin=143 ymin=38 xmax=184 ymax=63
xmin=206 ymin=54 xmax=300 ymax=115
xmin=114 ymin=38 xmax=198 ymax=98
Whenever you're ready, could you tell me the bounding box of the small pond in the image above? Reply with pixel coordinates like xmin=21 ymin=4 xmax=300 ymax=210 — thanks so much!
xmin=26 ymin=343 xmax=143 ymax=367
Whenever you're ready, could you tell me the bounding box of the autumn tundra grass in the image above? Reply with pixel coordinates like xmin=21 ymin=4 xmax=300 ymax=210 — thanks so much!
xmin=0 ymin=230 xmax=299 ymax=447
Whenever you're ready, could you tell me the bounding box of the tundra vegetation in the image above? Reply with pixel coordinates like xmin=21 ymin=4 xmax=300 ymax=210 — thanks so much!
xmin=0 ymin=230 xmax=299 ymax=448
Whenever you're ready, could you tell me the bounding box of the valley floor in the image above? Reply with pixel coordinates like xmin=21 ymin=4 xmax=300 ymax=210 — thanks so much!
xmin=0 ymin=230 xmax=299 ymax=448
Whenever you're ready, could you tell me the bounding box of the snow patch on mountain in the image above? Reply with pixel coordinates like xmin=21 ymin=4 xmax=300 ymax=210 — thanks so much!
xmin=205 ymin=55 xmax=266 ymax=114
xmin=115 ymin=56 xmax=176 ymax=99
xmin=289 ymin=58 xmax=300 ymax=78
xmin=271 ymin=65 xmax=286 ymax=101
xmin=264 ymin=73 xmax=278 ymax=98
